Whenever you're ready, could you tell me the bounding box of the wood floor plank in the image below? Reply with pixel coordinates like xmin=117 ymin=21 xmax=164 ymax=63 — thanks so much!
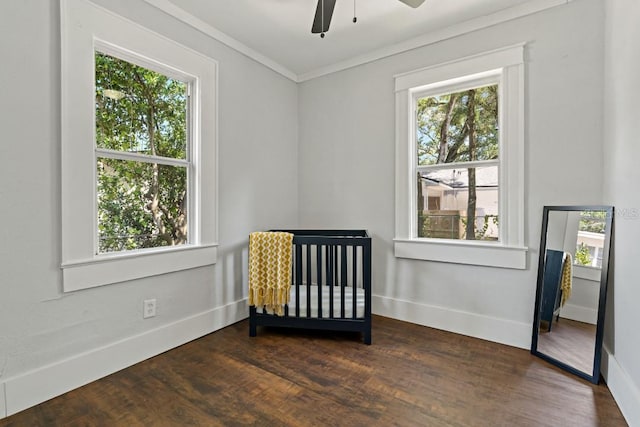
xmin=0 ymin=316 xmax=627 ymax=426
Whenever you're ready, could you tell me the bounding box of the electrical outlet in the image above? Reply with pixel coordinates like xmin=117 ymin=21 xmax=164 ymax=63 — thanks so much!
xmin=143 ymin=298 xmax=157 ymax=319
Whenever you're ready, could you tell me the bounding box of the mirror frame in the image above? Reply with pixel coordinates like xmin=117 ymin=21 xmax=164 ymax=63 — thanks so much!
xmin=531 ymin=205 xmax=614 ymax=384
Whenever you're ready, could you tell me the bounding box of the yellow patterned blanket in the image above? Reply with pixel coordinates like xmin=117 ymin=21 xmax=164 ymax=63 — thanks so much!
xmin=248 ymin=231 xmax=294 ymax=316
xmin=560 ymin=252 xmax=573 ymax=307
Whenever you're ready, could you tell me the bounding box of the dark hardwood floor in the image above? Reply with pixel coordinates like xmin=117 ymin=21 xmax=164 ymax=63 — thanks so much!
xmin=538 ymin=317 xmax=597 ymax=374
xmin=0 ymin=316 xmax=627 ymax=426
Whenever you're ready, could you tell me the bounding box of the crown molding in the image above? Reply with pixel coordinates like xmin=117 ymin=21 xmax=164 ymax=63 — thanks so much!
xmin=145 ymin=0 xmax=571 ymax=84
xmin=298 ymin=0 xmax=570 ymax=81
xmin=143 ymin=0 xmax=299 ymax=82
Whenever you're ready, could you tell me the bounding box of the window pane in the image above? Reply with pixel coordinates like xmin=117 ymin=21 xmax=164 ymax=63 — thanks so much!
xmin=417 ymin=166 xmax=499 ymax=241
xmin=97 ymin=158 xmax=188 ymax=253
xmin=95 ymin=52 xmax=187 ymax=159
xmin=417 ymin=84 xmax=498 ymax=166
xmin=575 ymin=210 xmax=607 ymax=268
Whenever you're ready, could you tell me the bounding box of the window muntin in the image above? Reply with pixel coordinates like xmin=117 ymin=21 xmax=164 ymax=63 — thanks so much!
xmin=95 ymin=52 xmax=191 ymax=254
xmin=415 ymin=82 xmax=501 ymax=242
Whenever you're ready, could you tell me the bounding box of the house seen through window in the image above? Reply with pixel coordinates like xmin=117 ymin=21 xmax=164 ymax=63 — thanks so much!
xmin=416 ymin=84 xmax=499 ymax=241
xmin=95 ymin=52 xmax=190 ymax=253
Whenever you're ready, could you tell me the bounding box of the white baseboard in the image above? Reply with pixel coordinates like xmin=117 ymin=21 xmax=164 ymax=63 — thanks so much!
xmin=601 ymin=346 xmax=640 ymax=427
xmin=373 ymin=294 xmax=531 ymax=349
xmin=1 ymin=299 xmax=248 ymax=418
xmin=559 ymin=303 xmax=598 ymax=325
xmin=4 ymin=297 xmax=634 ymax=425
xmin=0 ymin=383 xmax=6 ymax=419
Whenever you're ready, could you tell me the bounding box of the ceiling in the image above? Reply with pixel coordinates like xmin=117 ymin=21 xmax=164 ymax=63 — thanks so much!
xmin=145 ymin=0 xmax=568 ymax=81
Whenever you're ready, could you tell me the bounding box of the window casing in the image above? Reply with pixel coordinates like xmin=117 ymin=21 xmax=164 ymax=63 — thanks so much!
xmin=61 ymin=0 xmax=218 ymax=291
xmin=394 ymin=44 xmax=527 ymax=269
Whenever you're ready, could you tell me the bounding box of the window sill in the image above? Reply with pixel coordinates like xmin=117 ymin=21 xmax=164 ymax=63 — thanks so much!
xmin=573 ymin=264 xmax=601 ymax=282
xmin=394 ymin=238 xmax=527 ymax=269
xmin=61 ymin=244 xmax=218 ymax=292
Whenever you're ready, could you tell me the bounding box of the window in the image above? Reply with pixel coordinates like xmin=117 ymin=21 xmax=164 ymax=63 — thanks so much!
xmin=394 ymin=45 xmax=526 ymax=269
xmin=417 ymin=82 xmax=499 ymax=241
xmin=61 ymin=0 xmax=218 ymax=291
xmin=574 ymin=210 xmax=607 ymax=269
xmin=95 ymin=52 xmax=190 ymax=253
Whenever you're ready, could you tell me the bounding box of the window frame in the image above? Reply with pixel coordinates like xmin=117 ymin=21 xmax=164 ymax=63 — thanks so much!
xmin=394 ymin=44 xmax=527 ymax=269
xmin=61 ymin=0 xmax=218 ymax=291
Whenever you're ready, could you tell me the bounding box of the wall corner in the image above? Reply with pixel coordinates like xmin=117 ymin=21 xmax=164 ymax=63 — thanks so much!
xmin=0 ymin=382 xmax=6 ymax=419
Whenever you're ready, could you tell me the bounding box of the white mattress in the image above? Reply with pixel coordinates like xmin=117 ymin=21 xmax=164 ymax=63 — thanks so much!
xmin=257 ymin=285 xmax=365 ymax=318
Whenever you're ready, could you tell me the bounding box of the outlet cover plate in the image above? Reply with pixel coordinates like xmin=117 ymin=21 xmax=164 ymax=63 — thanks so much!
xmin=143 ymin=299 xmax=157 ymax=319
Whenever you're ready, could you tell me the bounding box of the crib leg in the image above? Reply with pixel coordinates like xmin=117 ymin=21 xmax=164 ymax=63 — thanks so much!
xmin=364 ymin=331 xmax=372 ymax=345
xmin=249 ymin=306 xmax=257 ymax=337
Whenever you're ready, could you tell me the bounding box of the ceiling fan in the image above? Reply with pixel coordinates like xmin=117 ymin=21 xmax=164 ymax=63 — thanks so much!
xmin=312 ymin=0 xmax=426 ymax=38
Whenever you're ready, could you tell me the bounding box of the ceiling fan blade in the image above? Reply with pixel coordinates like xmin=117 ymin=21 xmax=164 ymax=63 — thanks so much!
xmin=311 ymin=0 xmax=337 ymax=34
xmin=398 ymin=0 xmax=426 ymax=8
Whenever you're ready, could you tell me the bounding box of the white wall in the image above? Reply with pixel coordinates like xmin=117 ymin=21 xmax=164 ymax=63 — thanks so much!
xmin=603 ymin=0 xmax=640 ymax=424
xmin=559 ymin=274 xmax=599 ymax=325
xmin=298 ymin=0 xmax=604 ymax=349
xmin=0 ymin=0 xmax=298 ymax=417
xmin=546 ymin=211 xmax=569 ymax=252
xmin=2 ymin=0 xmax=637 ymax=423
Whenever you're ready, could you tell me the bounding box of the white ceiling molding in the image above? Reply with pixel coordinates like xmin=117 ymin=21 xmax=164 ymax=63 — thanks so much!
xmin=143 ymin=0 xmax=298 ymax=81
xmin=298 ymin=0 xmax=569 ymax=81
xmin=145 ymin=0 xmax=571 ymax=83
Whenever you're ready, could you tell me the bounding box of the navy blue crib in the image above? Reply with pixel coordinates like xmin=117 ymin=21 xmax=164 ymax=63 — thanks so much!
xmin=249 ymin=230 xmax=372 ymax=344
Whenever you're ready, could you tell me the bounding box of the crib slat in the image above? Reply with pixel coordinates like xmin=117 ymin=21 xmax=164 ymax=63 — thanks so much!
xmin=306 ymin=244 xmax=311 ymax=318
xmin=341 ymin=244 xmax=347 ymax=318
xmin=317 ymin=244 xmax=323 ymax=319
xmin=295 ymin=242 xmax=302 ymax=318
xmin=329 ymin=245 xmax=334 ymax=318
xmin=352 ymin=245 xmax=357 ymax=319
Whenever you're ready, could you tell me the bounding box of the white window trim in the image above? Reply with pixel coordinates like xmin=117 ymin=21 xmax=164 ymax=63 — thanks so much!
xmin=61 ymin=0 xmax=218 ymax=291
xmin=572 ymin=265 xmax=601 ymax=282
xmin=394 ymin=44 xmax=527 ymax=269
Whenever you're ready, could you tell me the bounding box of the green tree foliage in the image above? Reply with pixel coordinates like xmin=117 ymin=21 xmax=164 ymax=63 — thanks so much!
xmin=579 ymin=210 xmax=606 ymax=234
xmin=416 ymin=85 xmax=498 ymax=166
xmin=95 ymin=52 xmax=188 ymax=253
xmin=416 ymin=85 xmax=498 ymax=240
xmin=575 ymin=243 xmax=593 ymax=266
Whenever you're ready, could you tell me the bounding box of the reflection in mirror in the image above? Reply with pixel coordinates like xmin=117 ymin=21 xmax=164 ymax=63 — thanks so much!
xmin=531 ymin=206 xmax=613 ymax=384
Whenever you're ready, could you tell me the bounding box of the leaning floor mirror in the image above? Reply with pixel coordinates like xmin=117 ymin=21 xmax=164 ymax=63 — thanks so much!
xmin=531 ymin=205 xmax=613 ymax=383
